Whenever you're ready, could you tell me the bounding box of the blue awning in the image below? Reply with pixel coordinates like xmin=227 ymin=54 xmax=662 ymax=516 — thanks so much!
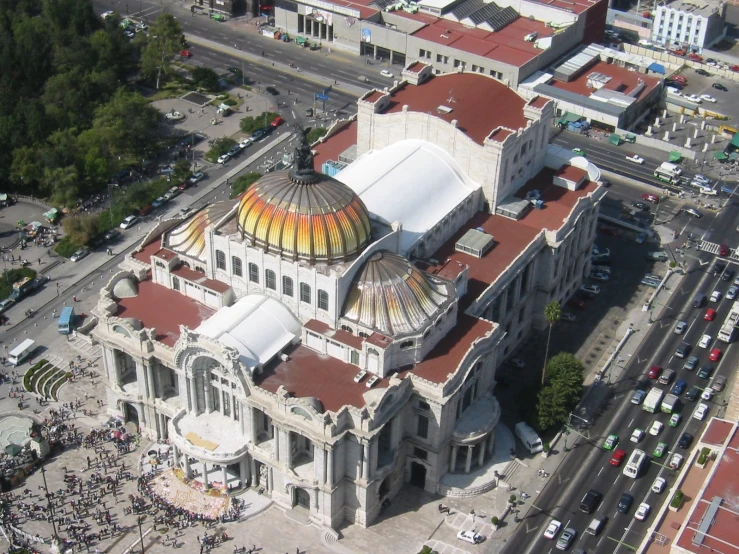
xmin=648 ymin=63 xmax=665 ymax=74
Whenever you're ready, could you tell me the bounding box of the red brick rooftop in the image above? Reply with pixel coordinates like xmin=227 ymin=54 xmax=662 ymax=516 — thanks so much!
xmin=383 ymin=73 xmax=529 ymax=145
xmin=551 ymin=60 xmax=661 ymax=100
xmin=133 ymin=239 xmax=164 ymax=264
xmin=406 ymin=61 xmax=428 ymax=72
xmin=116 ymin=274 xmax=215 ymax=347
xmin=312 ymin=120 xmax=358 ymax=172
xmin=171 ymin=265 xmax=231 ymax=293
xmin=529 ymin=96 xmax=551 ymax=109
xmin=702 ymin=418 xmax=734 ymax=446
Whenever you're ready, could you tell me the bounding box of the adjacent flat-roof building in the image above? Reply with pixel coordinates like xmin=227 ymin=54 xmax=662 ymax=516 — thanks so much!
xmin=92 ymin=65 xmax=604 ymax=530
xmin=273 ymin=0 xmax=608 ymax=86
xmin=651 ymin=0 xmax=727 ymax=52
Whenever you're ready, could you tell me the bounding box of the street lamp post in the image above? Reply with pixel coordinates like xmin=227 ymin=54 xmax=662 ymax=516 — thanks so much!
xmin=136 ymin=515 xmax=146 ymax=553
xmin=39 ymin=462 xmax=61 ymax=553
xmin=563 ymin=412 xmax=590 ymax=452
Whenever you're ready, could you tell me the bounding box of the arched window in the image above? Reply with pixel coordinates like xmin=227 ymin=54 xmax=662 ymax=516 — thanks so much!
xmin=317 ymin=289 xmax=329 ymax=311
xmin=341 ymin=325 xmax=353 ymax=333
xmin=282 ymin=276 xmax=293 ymax=297
xmin=232 ymin=256 xmax=243 ymax=277
xmin=400 ymin=340 xmax=414 ymax=349
xmin=300 ymin=283 xmax=311 ymax=304
xmin=248 ymin=263 xmax=259 ymax=283
xmin=215 ymin=250 xmax=226 ymax=270
xmin=265 ymin=269 xmax=276 ymax=290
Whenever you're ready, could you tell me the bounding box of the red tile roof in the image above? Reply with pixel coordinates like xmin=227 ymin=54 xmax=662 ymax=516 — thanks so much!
xmin=312 ymin=120 xmax=358 ymax=171
xmin=550 ymin=60 xmax=661 ymax=100
xmin=556 ymin=164 xmax=587 ymax=183
xmin=701 ymin=418 xmax=734 ymax=446
xmin=133 ymin=238 xmax=163 ymax=264
xmin=171 ymin=265 xmax=231 ymax=293
xmin=116 ymin=275 xmax=215 ymax=346
xmin=528 ymin=96 xmax=550 ymax=109
xmin=406 ymin=61 xmax=428 ymax=72
xmin=490 ymin=128 xmax=514 ymax=142
xmin=153 ymin=248 xmax=177 ymax=261
xmin=305 ymin=319 xmax=330 ymax=335
xmin=516 ymin=169 xmax=598 ymax=230
xmin=384 ymin=73 xmax=529 ymax=145
xmin=331 ymin=329 xmax=363 ymax=349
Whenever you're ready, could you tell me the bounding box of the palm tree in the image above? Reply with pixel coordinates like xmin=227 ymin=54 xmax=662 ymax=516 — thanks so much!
xmin=542 ymin=300 xmax=562 ymax=385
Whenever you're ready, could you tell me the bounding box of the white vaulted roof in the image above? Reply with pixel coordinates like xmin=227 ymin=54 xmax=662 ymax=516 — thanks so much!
xmin=196 ymin=294 xmax=301 ymax=370
xmin=336 ymin=139 xmax=480 ymax=255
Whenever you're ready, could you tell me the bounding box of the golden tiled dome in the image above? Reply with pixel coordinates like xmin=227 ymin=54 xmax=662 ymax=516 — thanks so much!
xmin=236 ymin=170 xmax=371 ymax=263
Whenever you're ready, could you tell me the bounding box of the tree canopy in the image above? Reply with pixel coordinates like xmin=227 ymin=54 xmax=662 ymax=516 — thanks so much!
xmin=536 ymin=352 xmax=585 ymax=431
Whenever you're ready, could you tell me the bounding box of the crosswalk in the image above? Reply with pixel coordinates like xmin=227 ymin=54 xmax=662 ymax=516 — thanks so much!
xmin=699 ymin=241 xmax=739 ymax=260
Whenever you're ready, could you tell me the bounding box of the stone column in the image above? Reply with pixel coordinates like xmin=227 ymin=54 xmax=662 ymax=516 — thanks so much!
xmin=239 ymin=458 xmax=249 ymax=488
xmin=172 ymin=446 xmax=180 ymax=469
xmin=478 ymin=439 xmax=486 ymax=467
xmin=285 ymin=431 xmax=292 ymax=469
xmin=327 ymin=447 xmax=334 ymax=487
xmin=222 ymin=465 xmax=228 ymax=488
xmin=249 ymin=407 xmax=258 ymax=443
xmin=250 ymin=458 xmax=257 ymax=486
xmin=465 ymin=446 xmax=473 ymax=474
xmin=145 ymin=363 xmax=155 ymax=400
xmin=274 ymin=427 xmax=280 ymax=461
xmin=361 ymin=441 xmax=369 ymax=480
xmin=267 ymin=467 xmax=273 ymax=492
xmin=451 ymin=445 xmax=458 ymax=473
xmin=202 ymin=463 xmax=209 ymax=488
xmin=488 ymin=435 xmax=495 ymax=455
xmin=204 ymin=379 xmax=213 ymax=413
xmin=183 ymin=454 xmax=192 ymax=478
xmin=188 ymin=377 xmax=198 ymax=414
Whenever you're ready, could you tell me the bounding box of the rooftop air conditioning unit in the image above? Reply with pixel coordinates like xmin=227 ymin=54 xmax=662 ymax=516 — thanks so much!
xmin=525 ymin=32 xmax=538 ymax=42
xmin=437 ymin=105 xmax=453 ymax=114
xmin=280 ymin=353 xmax=289 ymax=361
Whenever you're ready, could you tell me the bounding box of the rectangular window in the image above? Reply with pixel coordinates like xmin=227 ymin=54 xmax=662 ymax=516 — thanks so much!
xmin=216 ymin=250 xmax=226 ymax=270
xmin=232 ymin=257 xmax=243 ymax=277
xmin=234 ymin=401 xmax=239 ymax=420
xmin=265 ymin=270 xmax=276 ymax=290
xmin=283 ymin=276 xmax=293 ymax=297
xmin=212 ymin=387 xmax=220 ymax=411
xmin=418 ymin=400 xmax=430 ymax=411
xmin=223 ymin=391 xmax=230 ymax=417
xmin=417 ymin=415 xmax=429 ymax=439
xmin=350 ymin=350 xmax=359 ymax=364
xmin=436 ymin=53 xmax=442 ymax=62
xmin=248 ymin=263 xmax=259 ymax=283
xmin=172 ymin=277 xmax=180 ymax=291
xmin=300 ymin=282 xmax=311 ymax=304
xmin=318 ymin=290 xmax=329 ymax=311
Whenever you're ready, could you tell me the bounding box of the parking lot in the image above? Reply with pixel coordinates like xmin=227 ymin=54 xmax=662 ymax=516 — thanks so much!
xmin=672 ymin=66 xmax=737 ymax=121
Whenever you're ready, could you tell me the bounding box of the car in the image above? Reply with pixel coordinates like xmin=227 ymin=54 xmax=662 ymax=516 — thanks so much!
xmin=617 ymin=492 xmax=634 ymax=514
xmin=719 ymin=244 xmax=730 ymax=257
xmin=648 ymin=365 xmax=663 ymax=379
xmin=713 ymin=261 xmax=726 ymax=276
xmin=701 ymin=185 xmax=717 ymax=196
xmin=649 ymin=421 xmax=664 ymax=436
xmin=674 ymin=320 xmax=688 ymax=334
xmin=689 ymin=52 xmax=703 ymax=61
xmin=709 ymin=347 xmax=722 ymax=362
xmin=696 ymin=68 xmax=711 ymax=76
xmin=271 ymin=116 xmax=285 ymax=127
xmin=706 ymin=58 xmax=717 ymax=65
xmin=381 ymin=69 xmax=393 ymax=78
xmin=101 ymin=10 xmax=114 ymax=18
xmin=139 ymin=204 xmax=153 ymax=217
xmin=544 ymin=519 xmax=562 ymax=539
xmin=641 ymin=277 xmax=659 ymax=288
xmin=227 ymin=145 xmax=240 ymax=157
xmin=652 ymin=477 xmax=667 ymax=494
xmin=568 ymin=298 xmax=587 ymax=310
xmin=572 ymin=148 xmax=586 ymax=157
xmin=70 ymin=249 xmax=89 ymax=262
xmin=669 ymin=48 xmax=686 ymax=56
xmin=151 ymin=197 xmax=167 ymax=209
xmin=636 ymin=232 xmax=647 ymax=244
xmin=734 ymin=276 xmax=739 ymax=286
xmin=227 ymin=66 xmax=242 ymax=76
xmin=631 ymin=201 xmax=650 ymax=211
xmin=710 ymin=290 xmax=722 ymax=303
xmin=653 ymin=442 xmax=668 ymax=458
xmin=179 ymin=49 xmax=192 ymax=58
xmin=561 ymin=313 xmax=576 ymax=322
xmin=713 ymin=82 xmax=728 ymax=91
xmin=675 ymin=342 xmax=691 ymax=358
xmin=683 ymin=356 xmax=699 ymax=371
xmin=579 ymin=284 xmax=600 ymax=295
xmin=508 ymin=358 xmax=525 ymax=369
xmin=610 ymin=449 xmax=627 ymax=466
xmin=135 ymin=22 xmax=148 ymax=32
xmin=669 ymin=413 xmax=682 ymax=427
xmin=686 ymin=385 xmax=702 ymax=401
xmin=630 ymin=428 xmax=645 ymax=443
xmin=701 ymin=94 xmax=717 ymax=103
xmin=685 ymin=207 xmax=703 ymax=218
xmin=701 ymin=388 xmax=714 ymax=401
xmin=123 ymin=29 xmax=135 ymax=39
xmin=712 ymin=375 xmax=726 ymax=392
xmin=217 ymin=153 xmax=231 ymax=164
xmin=699 ymin=334 xmax=712 ymax=348
xmin=599 ymin=225 xmax=619 ymax=236
xmin=669 ymin=453 xmax=684 ymax=469
xmin=671 ymin=379 xmax=688 ymax=395
xmin=631 ymin=390 xmax=647 ymax=405
xmin=635 ymin=503 xmax=651 ymax=521
xmin=603 ymin=434 xmax=619 ymax=450
xmin=265 ymin=86 xmax=279 ymax=96
xmin=698 ymin=364 xmax=714 ymax=379
xmin=685 ymin=94 xmax=703 ymax=103
xmin=705 ymin=309 xmax=717 ymax=321
xmin=103 ymin=229 xmax=120 ymax=242
xmin=188 ymin=172 xmax=205 ymax=185
xmin=589 ymin=272 xmax=609 ymax=281
xmin=179 ymin=207 xmax=194 ymax=218
xmin=239 ymin=137 xmax=253 ymax=149
xmin=642 ymin=193 xmax=660 ymax=203
xmin=250 ymin=128 xmax=266 ymax=141
xmin=693 ymin=403 xmax=709 ymax=420
xmin=678 ymin=432 xmax=694 ymax=449
xmin=556 ymin=528 xmax=577 ymax=551
xmin=120 ymin=215 xmax=139 ymax=229
xmin=727 ymin=286 xmax=738 ymax=300
xmin=163 ymin=186 xmax=180 ymax=200
xmin=723 ymin=268 xmax=736 ymax=282
xmin=626 ymin=154 xmax=644 ymax=164
xmin=456 ymin=530 xmax=484 ymax=544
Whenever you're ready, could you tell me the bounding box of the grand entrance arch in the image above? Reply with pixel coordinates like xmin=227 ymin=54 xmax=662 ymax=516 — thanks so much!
xmin=409 ymin=462 xmax=426 ymax=488
xmin=122 ymin=402 xmax=140 ymax=427
xmin=294 ymin=487 xmax=311 ymax=509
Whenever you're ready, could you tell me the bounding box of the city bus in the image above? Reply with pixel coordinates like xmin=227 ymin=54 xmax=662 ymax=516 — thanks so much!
xmin=57 ymin=306 xmax=75 ymax=335
xmin=718 ymin=300 xmax=739 ymax=343
xmin=623 ymin=449 xmax=647 ymax=479
xmin=654 ymin=162 xmax=682 ymax=184
xmin=9 ymin=339 xmax=35 ymax=366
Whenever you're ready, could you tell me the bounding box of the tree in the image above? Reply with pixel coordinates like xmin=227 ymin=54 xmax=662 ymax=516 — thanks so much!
xmin=239 ymin=112 xmax=278 ymax=134
xmin=172 ymin=159 xmax=192 ymax=183
xmin=92 ymin=88 xmax=160 ymax=159
xmin=206 ymin=137 xmax=236 ymax=162
xmin=306 ymin=127 xmax=328 ymax=144
xmin=62 ymin=214 xmax=100 ymax=246
xmin=536 ymin=353 xmax=584 ymax=431
xmin=231 ymin=172 xmax=262 ymax=198
xmin=542 ymin=300 xmax=561 ymax=385
xmin=140 ymin=14 xmax=185 ymax=89
xmin=191 ymin=67 xmax=220 ymax=91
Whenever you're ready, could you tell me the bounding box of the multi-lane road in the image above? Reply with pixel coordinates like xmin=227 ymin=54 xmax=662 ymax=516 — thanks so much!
xmin=499 ymin=201 xmax=739 ymax=554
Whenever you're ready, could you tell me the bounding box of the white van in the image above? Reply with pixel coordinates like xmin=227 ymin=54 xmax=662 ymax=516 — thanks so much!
xmin=515 ymin=422 xmax=543 ymax=454
xmin=8 ymin=339 xmax=35 ymax=365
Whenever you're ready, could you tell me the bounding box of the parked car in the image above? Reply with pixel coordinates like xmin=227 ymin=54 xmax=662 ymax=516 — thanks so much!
xmin=380 ymin=69 xmax=393 ymax=78
xmin=685 ymin=207 xmax=703 ymax=218
xmin=217 ymin=153 xmax=231 ymax=164
xmin=701 ymin=94 xmax=717 ymax=103
xmin=271 ymin=116 xmax=285 ymax=127
xmin=70 ymin=249 xmax=89 ymax=262
xmin=696 ymin=68 xmax=711 ymax=76
xmin=713 ymin=83 xmax=728 ymax=91
xmin=580 ymin=284 xmax=600 ymax=295
xmin=589 ymin=272 xmax=609 ymax=282
xmin=652 ymin=477 xmax=666 ymax=494
xmin=711 ymin=375 xmax=727 ymax=392
xmin=561 ymin=313 xmax=576 ymax=322
xmin=120 ymin=215 xmax=139 ymax=229
xmin=188 ymin=171 xmax=205 ymax=184
xmin=723 ymin=268 xmax=735 ymax=282
xmin=457 ymin=530 xmax=484 ymax=544
xmin=678 ymin=432 xmax=693 ymax=449
xmin=727 ymin=286 xmax=738 ymax=300
xmin=701 ymin=388 xmax=714 ymax=401
xmin=653 ymin=442 xmax=667 ymax=458
xmin=151 ymin=196 xmax=166 ymax=208
xmin=686 ymin=385 xmax=701 ymax=401
xmin=693 ymin=403 xmax=709 ymax=420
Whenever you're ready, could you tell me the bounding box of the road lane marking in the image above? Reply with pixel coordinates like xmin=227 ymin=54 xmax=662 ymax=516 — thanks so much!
xmin=597 ymin=467 xmax=604 ymax=476
xmin=628 ymin=418 xmax=634 ymax=427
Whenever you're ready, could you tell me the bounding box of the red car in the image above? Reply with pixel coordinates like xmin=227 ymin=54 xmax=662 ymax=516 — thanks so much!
xmin=271 ymin=116 xmax=285 ymax=127
xmin=642 ymin=193 xmax=660 ymax=204
xmin=599 ymin=226 xmax=620 ymax=237
xmin=179 ymin=49 xmax=192 ymax=58
xmin=688 ymin=53 xmax=703 ymax=62
xmin=567 ymin=298 xmax=587 ymax=310
xmin=719 ymin=244 xmax=730 ymax=257
xmin=709 ymin=348 xmax=722 ymax=361
xmin=178 ymin=181 xmax=191 ymax=191
xmin=648 ymin=365 xmax=663 ymax=379
xmin=705 ymin=308 xmax=717 ymax=321
xmin=732 ymin=65 xmax=739 ymax=72
xmin=670 ymin=49 xmax=686 ymax=56
xmin=672 ymin=75 xmax=687 ymax=85
xmin=610 ymin=449 xmax=627 ymax=467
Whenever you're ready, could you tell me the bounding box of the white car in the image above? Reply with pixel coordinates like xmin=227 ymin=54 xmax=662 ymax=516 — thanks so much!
xmin=380 ymin=69 xmax=393 ymax=78
xmin=701 ymin=186 xmax=717 ymax=196
xmin=120 ymin=215 xmax=139 ymax=229
xmin=710 ymin=290 xmax=722 ymax=303
xmin=685 ymin=94 xmax=703 ymax=103
xmin=674 ymin=320 xmax=687 ymax=334
xmin=668 ymin=453 xmax=684 ymax=469
xmin=544 ymin=519 xmax=562 ymax=539
xmin=652 ymin=477 xmax=666 ymax=494
xmin=630 ymin=428 xmax=645 ymax=443
xmin=635 ymin=502 xmax=651 ymax=521
xmin=151 ymin=197 xmax=166 ymax=208
xmin=217 ymin=153 xmax=231 ymax=164
xmin=701 ymin=388 xmax=714 ymax=401
xmin=239 ymin=137 xmax=253 ymax=149
xmin=457 ymin=530 xmax=484 ymax=544
xmin=727 ymin=285 xmax=739 ymax=300
xmin=580 ymin=284 xmax=601 ymax=295
xmin=698 ymin=334 xmax=712 ymax=348
xmin=101 ymin=10 xmax=114 ymax=18
xmin=666 ymin=87 xmax=682 ymax=96
xmin=701 ymin=94 xmax=717 ymax=103
xmin=693 ymin=403 xmax=709 ymax=420
xmin=649 ymin=421 xmax=664 ymax=436
xmin=589 ymin=272 xmax=609 ymax=281
xmin=70 ymin=249 xmax=89 ymax=262
xmin=626 ymin=154 xmax=644 ymax=164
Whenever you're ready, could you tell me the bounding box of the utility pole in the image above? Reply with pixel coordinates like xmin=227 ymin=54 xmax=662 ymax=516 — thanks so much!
xmin=136 ymin=515 xmax=146 ymax=553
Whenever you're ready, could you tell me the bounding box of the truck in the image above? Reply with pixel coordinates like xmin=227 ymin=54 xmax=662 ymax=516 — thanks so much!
xmin=8 ymin=276 xmax=46 ymax=302
xmin=661 ymin=393 xmax=679 ymax=414
xmin=8 ymin=339 xmax=35 ymax=365
xmin=515 ymin=422 xmax=543 ymax=454
xmin=586 ymin=515 xmax=607 ymax=535
xmin=643 ymin=387 xmax=665 ymax=413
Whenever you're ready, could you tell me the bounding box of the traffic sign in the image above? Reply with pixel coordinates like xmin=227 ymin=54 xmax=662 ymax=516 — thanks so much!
xmin=316 ymin=93 xmax=329 ymax=101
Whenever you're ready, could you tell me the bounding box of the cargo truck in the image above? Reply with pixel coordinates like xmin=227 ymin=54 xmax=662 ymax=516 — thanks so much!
xmin=661 ymin=393 xmax=679 ymax=414
xmin=643 ymin=387 xmax=664 ymax=413
xmin=8 ymin=276 xmax=47 ymax=302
